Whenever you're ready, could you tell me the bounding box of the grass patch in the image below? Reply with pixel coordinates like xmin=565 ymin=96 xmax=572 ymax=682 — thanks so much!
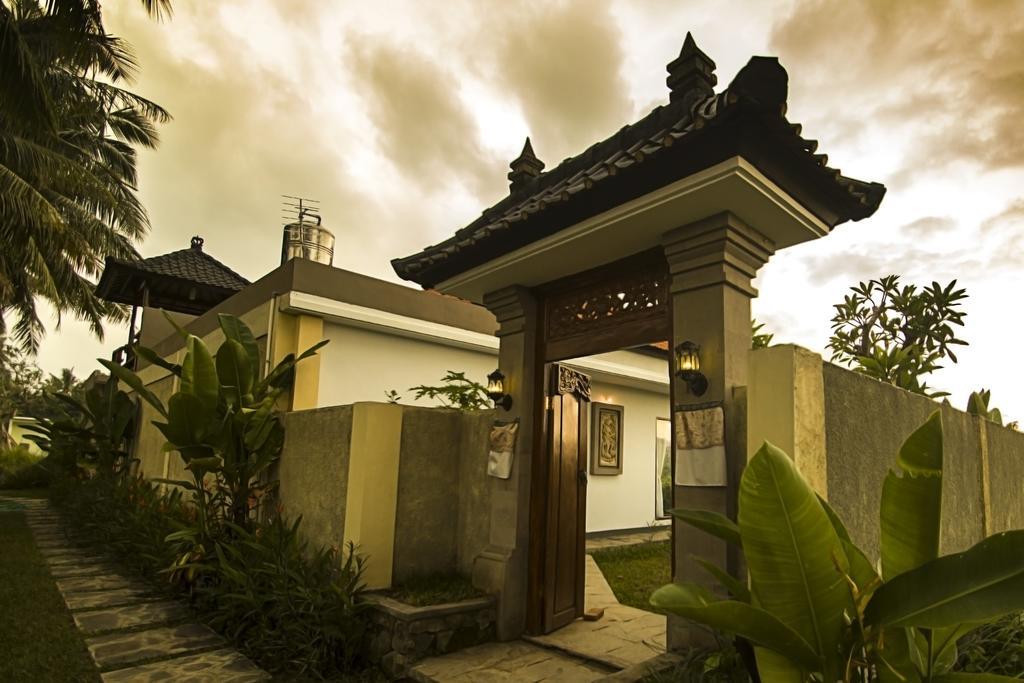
xmin=591 ymin=540 xmax=671 ymax=613
xmin=387 ymin=573 xmax=483 ymax=607
xmin=0 ymin=488 xmax=50 ymax=499
xmin=0 ymin=511 xmax=100 ymax=682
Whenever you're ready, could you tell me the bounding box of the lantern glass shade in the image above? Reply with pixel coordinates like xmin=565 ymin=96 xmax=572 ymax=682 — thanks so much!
xmin=674 ymin=341 xmax=701 ymax=377
xmin=486 ymin=370 xmax=505 ymax=400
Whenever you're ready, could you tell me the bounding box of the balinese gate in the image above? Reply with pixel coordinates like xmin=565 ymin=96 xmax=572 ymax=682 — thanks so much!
xmin=528 ymin=251 xmax=672 ymax=633
xmin=392 ymin=33 xmax=884 ymax=643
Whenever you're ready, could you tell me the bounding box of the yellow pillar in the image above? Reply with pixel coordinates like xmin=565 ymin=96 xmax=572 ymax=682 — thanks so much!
xmin=270 ymin=312 xmax=324 ymax=411
xmin=343 ymin=403 xmax=404 ymax=589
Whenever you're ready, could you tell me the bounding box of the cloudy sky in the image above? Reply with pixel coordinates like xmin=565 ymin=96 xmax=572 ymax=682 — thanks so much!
xmin=37 ymin=0 xmax=1024 ymax=421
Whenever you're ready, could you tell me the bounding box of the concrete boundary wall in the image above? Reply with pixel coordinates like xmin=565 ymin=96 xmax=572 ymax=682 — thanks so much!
xmin=748 ymin=345 xmax=1024 ymax=559
xmin=277 ymin=403 xmax=494 ymax=590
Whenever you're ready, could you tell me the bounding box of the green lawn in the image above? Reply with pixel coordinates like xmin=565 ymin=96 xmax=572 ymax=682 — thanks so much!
xmin=591 ymin=540 xmax=672 ymax=613
xmin=0 ymin=511 xmax=101 ymax=682
xmin=0 ymin=488 xmax=50 ymax=499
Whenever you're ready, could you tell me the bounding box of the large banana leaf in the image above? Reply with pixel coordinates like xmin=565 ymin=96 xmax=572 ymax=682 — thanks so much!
xmin=691 ymin=556 xmax=751 ymax=602
xmin=866 ymin=530 xmax=1024 ymax=628
xmin=218 ymin=314 xmax=260 ymax=367
xmin=933 ymin=674 xmax=1023 ymax=682
xmin=753 ymin=647 xmax=806 ymax=682
xmin=132 ymin=344 xmax=182 ymax=376
xmin=738 ymin=441 xmax=853 ymax=678
xmin=881 ymin=411 xmax=944 ymax=580
xmin=671 ymin=508 xmax=742 ymax=547
xmin=99 ymin=359 xmax=168 ymax=418
xmin=216 ymin=339 xmax=253 ymax=405
xmin=180 ymin=335 xmax=219 ymax=412
xmin=650 ymin=582 xmax=819 ymax=670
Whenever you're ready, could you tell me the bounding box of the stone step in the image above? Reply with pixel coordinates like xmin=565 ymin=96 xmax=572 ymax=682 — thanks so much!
xmin=86 ymin=623 xmax=225 ymax=670
xmin=50 ymin=563 xmax=123 ymax=579
xmin=410 ymin=641 xmax=613 ymax=683
xmin=73 ymin=600 xmax=191 ymax=635
xmin=100 ymin=648 xmax=269 ymax=682
xmin=65 ymin=587 xmax=161 ymax=611
xmin=58 ymin=575 xmax=149 ymax=596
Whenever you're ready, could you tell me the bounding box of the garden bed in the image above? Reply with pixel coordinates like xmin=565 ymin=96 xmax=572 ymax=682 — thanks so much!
xmin=364 ymin=591 xmax=496 ymax=678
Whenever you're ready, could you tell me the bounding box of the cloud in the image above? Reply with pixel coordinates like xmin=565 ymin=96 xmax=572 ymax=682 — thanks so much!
xmin=769 ymin=0 xmax=1024 ymax=183
xmin=477 ymin=0 xmax=633 ymax=162
xmin=347 ymin=36 xmax=502 ymax=197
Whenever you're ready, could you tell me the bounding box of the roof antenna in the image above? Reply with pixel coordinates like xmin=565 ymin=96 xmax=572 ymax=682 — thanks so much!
xmin=280 ymin=195 xmax=334 ymax=266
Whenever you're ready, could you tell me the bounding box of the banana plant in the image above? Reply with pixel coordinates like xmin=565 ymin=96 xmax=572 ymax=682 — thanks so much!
xmin=652 ymin=412 xmax=1024 ymax=681
xmin=966 ymin=389 xmax=1003 ymax=426
xmin=25 ymin=378 xmax=137 ymax=477
xmin=100 ymin=313 xmax=326 ymax=534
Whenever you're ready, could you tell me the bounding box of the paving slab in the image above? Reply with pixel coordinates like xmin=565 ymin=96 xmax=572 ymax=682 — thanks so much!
xmin=99 ymin=648 xmax=269 ymax=682
xmin=86 ymin=623 xmax=224 ymax=669
xmin=47 ymin=553 xmax=108 ymax=568
xmin=50 ymin=563 xmax=123 ymax=579
xmin=74 ymin=601 xmax=190 ymax=635
xmin=59 ymin=575 xmax=148 ymax=595
xmin=411 ymin=641 xmax=610 ymax=683
xmin=37 ymin=544 xmax=93 ymax=557
xmin=65 ymin=587 xmax=160 ymax=611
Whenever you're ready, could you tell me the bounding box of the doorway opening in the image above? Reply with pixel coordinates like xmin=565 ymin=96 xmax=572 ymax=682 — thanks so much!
xmin=526 ymin=250 xmax=673 ymax=647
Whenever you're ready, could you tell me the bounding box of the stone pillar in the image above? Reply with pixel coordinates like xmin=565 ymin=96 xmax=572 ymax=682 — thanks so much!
xmin=662 ymin=212 xmax=774 ymax=649
xmin=473 ymin=286 xmax=541 ymax=640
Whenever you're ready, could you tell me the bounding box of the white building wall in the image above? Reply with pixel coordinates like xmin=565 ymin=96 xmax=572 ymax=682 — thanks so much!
xmin=317 ymin=320 xmax=671 ymax=533
xmin=318 ymin=323 xmax=497 ymax=407
xmin=585 ymin=380 xmax=671 ymax=533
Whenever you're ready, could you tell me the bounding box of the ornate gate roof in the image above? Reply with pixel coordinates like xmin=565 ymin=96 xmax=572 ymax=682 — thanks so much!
xmin=393 ymin=34 xmax=885 ymax=291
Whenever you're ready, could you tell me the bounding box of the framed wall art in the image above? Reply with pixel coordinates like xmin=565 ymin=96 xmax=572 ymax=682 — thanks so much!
xmin=590 ymin=402 xmax=624 ymax=475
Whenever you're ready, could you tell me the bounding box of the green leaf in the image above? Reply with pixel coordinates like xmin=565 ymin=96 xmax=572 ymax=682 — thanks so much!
xmin=181 ymin=335 xmax=219 ymax=412
xmin=738 ymin=441 xmax=853 ymax=677
xmin=866 ymin=530 xmax=1024 ymax=629
xmin=132 ymin=344 xmax=182 ymax=376
xmin=933 ymin=674 xmax=1023 ymax=682
xmin=874 ymin=627 xmax=922 ymax=683
xmin=99 ymin=359 xmax=168 ymax=419
xmin=216 ymin=339 xmax=253 ymax=404
xmin=881 ymin=411 xmax=944 ymax=580
xmin=753 ymin=647 xmax=806 ymax=682
xmin=218 ymin=314 xmax=260 ymax=367
xmin=650 ymin=583 xmax=819 ymax=670
xmin=691 ymin=556 xmax=751 ymax=602
xmin=670 ymin=509 xmax=742 ymax=547
xmin=166 ymin=393 xmax=212 ymax=445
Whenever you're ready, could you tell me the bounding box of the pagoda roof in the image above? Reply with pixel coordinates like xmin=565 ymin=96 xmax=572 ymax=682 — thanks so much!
xmin=393 ymin=36 xmax=885 ymax=289
xmin=95 ymin=236 xmax=250 ymax=315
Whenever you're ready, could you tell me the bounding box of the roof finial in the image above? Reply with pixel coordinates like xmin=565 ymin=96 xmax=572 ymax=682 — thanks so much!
xmin=191 ymin=235 xmax=204 ymax=250
xmin=666 ymin=32 xmax=717 ymax=109
xmin=508 ymin=137 xmax=545 ymax=193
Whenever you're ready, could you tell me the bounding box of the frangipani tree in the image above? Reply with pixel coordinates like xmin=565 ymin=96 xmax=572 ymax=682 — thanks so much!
xmin=653 ymin=412 xmax=1024 ymax=681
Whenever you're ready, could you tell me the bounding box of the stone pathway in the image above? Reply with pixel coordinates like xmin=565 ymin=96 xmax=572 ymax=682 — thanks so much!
xmin=4 ymin=495 xmax=269 ymax=682
xmin=585 ymin=528 xmax=670 ymax=553
xmin=410 ymin=555 xmax=666 ymax=682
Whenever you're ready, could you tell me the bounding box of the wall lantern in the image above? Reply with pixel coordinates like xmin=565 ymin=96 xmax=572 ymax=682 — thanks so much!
xmin=487 ymin=369 xmax=513 ymax=410
xmin=674 ymin=341 xmax=708 ymax=396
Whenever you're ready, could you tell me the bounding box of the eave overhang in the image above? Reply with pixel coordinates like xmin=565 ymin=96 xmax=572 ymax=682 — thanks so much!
xmin=434 ymin=156 xmax=828 ymax=303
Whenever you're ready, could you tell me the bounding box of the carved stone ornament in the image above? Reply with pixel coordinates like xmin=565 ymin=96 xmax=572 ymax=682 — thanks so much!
xmin=552 ymin=365 xmax=591 ymax=401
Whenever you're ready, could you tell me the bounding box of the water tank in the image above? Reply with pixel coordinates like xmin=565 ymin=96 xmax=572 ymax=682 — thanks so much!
xmin=281 ymin=215 xmax=334 ymax=266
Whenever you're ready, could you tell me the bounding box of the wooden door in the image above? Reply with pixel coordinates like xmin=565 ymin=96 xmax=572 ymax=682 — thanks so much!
xmin=542 ymin=364 xmax=591 ymax=632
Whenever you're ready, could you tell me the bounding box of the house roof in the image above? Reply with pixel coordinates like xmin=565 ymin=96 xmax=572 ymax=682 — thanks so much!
xmin=95 ymin=236 xmax=250 ymax=315
xmin=393 ymin=34 xmax=885 ymax=289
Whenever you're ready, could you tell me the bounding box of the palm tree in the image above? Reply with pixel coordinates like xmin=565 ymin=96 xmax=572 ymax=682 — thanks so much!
xmin=0 ymin=0 xmax=172 ymax=351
